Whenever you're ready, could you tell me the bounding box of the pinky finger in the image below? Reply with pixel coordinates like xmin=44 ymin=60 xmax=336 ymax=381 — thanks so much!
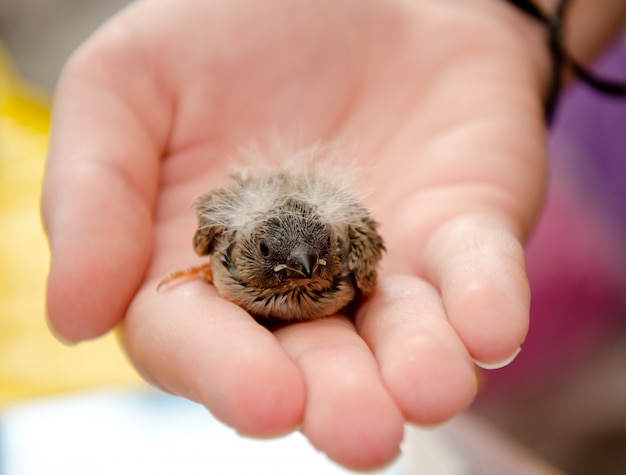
xmin=425 ymin=215 xmax=530 ymax=366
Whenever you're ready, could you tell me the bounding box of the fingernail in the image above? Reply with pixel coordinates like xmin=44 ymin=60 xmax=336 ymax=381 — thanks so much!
xmin=45 ymin=312 xmax=79 ymax=347
xmin=473 ymin=346 xmax=521 ymax=370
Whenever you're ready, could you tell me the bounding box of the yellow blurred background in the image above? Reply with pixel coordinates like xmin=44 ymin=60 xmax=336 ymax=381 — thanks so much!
xmin=0 ymin=45 xmax=141 ymax=407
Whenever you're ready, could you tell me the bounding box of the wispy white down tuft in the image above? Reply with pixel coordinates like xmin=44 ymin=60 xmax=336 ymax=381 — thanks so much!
xmin=198 ymin=140 xmax=374 ymax=236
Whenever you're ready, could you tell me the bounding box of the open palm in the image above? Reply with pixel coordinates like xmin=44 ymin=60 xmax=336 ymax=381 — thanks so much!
xmin=43 ymin=0 xmax=549 ymax=469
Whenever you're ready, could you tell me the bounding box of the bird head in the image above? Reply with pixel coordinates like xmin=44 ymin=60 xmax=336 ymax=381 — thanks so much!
xmin=231 ymin=198 xmax=341 ymax=289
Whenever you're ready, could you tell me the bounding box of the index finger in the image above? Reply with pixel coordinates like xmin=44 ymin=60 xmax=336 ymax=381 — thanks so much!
xmin=42 ymin=26 xmax=171 ymax=342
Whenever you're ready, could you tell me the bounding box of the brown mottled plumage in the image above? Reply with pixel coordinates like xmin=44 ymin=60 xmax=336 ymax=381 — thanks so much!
xmin=159 ymin=146 xmax=384 ymax=321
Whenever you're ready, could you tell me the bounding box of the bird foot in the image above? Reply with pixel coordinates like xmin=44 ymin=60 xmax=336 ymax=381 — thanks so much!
xmin=157 ymin=262 xmax=213 ymax=291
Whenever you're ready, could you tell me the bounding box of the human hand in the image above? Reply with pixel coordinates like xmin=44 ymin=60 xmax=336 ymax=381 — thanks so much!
xmin=42 ymin=0 xmax=550 ymax=469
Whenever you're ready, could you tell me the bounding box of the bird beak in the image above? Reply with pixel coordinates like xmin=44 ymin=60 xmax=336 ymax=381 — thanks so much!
xmin=286 ymin=243 xmax=319 ymax=279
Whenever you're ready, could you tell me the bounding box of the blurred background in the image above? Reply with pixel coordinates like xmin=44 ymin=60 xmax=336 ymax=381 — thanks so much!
xmin=1 ymin=1 xmax=625 ymax=474
xmin=0 ymin=0 xmax=130 ymax=90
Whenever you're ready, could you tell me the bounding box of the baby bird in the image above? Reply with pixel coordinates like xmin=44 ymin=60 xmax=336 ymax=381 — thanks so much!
xmin=160 ymin=152 xmax=385 ymax=322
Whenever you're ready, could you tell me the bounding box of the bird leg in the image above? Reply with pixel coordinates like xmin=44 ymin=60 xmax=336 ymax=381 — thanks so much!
xmin=157 ymin=262 xmax=213 ymax=291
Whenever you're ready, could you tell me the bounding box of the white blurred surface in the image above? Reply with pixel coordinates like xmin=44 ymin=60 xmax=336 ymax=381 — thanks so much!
xmin=0 ymin=390 xmax=471 ymax=475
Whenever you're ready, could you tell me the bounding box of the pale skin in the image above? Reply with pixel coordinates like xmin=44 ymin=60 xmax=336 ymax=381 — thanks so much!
xmin=41 ymin=0 xmax=625 ymax=470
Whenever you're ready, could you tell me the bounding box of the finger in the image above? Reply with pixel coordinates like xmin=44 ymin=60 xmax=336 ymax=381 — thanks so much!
xmin=425 ymin=214 xmax=530 ymax=365
xmin=122 ymin=279 xmax=305 ymax=437
xmin=41 ymin=34 xmax=171 ymax=342
xmin=275 ymin=317 xmax=404 ymax=471
xmin=356 ymin=275 xmax=477 ymax=426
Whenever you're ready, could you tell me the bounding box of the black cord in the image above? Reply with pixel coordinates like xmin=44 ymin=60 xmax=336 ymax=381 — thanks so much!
xmin=503 ymin=0 xmax=626 ymax=125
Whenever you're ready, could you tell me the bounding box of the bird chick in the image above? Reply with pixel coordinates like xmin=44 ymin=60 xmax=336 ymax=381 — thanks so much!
xmin=159 ymin=156 xmax=384 ymax=322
